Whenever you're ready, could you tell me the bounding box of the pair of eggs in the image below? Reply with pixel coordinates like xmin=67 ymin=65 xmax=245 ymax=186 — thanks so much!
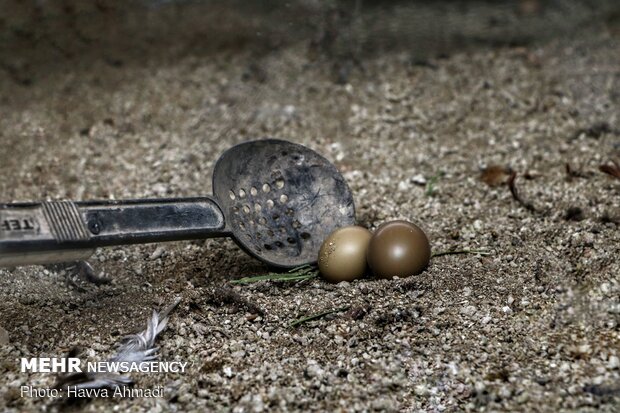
xmin=318 ymin=220 xmax=431 ymax=282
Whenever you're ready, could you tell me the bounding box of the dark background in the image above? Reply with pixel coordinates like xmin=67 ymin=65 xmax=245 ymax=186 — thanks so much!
xmin=1 ymin=0 xmax=619 ymax=87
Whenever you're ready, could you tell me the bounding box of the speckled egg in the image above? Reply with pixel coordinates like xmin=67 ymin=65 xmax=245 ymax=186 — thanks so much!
xmin=318 ymin=226 xmax=372 ymax=282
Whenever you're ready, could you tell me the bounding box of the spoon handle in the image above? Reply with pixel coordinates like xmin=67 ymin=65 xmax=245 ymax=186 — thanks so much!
xmin=0 ymin=197 xmax=227 ymax=267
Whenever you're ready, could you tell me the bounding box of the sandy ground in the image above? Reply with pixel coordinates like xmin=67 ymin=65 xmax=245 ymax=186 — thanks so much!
xmin=1 ymin=2 xmax=620 ymax=412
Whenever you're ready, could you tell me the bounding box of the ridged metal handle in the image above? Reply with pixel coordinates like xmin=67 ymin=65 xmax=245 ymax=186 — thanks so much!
xmin=0 ymin=197 xmax=228 ymax=267
xmin=42 ymin=201 xmax=90 ymax=242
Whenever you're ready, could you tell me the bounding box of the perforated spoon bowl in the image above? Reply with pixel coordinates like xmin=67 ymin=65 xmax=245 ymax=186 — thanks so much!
xmin=0 ymin=139 xmax=355 ymax=268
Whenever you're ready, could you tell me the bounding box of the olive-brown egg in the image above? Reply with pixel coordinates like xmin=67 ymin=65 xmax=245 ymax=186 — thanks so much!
xmin=318 ymin=226 xmax=372 ymax=282
xmin=367 ymin=220 xmax=430 ymax=279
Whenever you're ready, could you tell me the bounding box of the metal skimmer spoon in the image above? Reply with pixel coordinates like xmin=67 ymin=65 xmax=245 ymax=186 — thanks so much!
xmin=0 ymin=139 xmax=355 ymax=269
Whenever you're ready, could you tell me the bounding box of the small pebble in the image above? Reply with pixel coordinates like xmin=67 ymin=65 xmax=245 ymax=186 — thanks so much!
xmin=0 ymin=326 xmax=9 ymax=345
xmin=150 ymin=246 xmax=165 ymax=260
xmin=411 ymin=174 xmax=427 ymax=185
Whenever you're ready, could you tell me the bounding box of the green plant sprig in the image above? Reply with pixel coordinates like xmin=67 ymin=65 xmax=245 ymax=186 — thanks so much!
xmin=289 ymin=307 xmax=350 ymax=328
xmin=231 ymin=264 xmax=318 ymax=285
xmin=426 ymin=171 xmax=444 ymax=196
xmin=431 ymin=249 xmax=491 ymax=258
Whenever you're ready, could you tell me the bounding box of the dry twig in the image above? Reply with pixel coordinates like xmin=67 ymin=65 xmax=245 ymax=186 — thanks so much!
xmin=507 ymin=171 xmax=537 ymax=212
xmin=565 ymin=163 xmax=589 ymax=179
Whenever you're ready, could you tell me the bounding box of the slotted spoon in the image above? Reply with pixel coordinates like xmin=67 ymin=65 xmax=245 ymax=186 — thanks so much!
xmin=0 ymin=139 xmax=355 ymax=269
